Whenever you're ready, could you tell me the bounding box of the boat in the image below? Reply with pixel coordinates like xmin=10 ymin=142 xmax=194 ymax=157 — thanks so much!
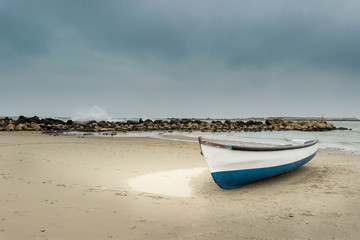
xmin=198 ymin=137 xmax=319 ymax=189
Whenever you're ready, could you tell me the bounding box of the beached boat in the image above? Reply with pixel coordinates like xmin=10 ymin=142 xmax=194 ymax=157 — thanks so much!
xmin=198 ymin=137 xmax=319 ymax=189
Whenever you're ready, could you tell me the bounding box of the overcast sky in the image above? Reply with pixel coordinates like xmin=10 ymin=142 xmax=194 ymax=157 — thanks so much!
xmin=1 ymin=0 xmax=359 ymax=118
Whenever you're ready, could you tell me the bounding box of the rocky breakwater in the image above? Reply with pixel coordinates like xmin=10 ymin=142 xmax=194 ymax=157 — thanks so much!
xmin=0 ymin=116 xmax=346 ymax=133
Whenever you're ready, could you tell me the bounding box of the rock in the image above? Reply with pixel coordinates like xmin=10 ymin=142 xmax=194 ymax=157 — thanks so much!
xmin=97 ymin=121 xmax=107 ymax=127
xmin=4 ymin=123 xmax=15 ymax=131
xmin=76 ymin=126 xmax=84 ymax=131
xmin=265 ymin=118 xmax=283 ymax=125
xmin=169 ymin=119 xmax=180 ymax=124
xmin=235 ymin=121 xmax=245 ymax=126
xmin=285 ymin=125 xmax=294 ymax=130
xmin=28 ymin=116 xmax=40 ymax=123
xmin=53 ymin=124 xmax=68 ymax=131
xmin=16 ymin=123 xmax=26 ymax=131
xmin=30 ymin=122 xmax=42 ymax=131
xmin=15 ymin=115 xmax=41 ymax=124
xmin=99 ymin=128 xmax=114 ymax=132
xmin=114 ymin=124 xmax=122 ymax=130
xmin=2 ymin=115 xmax=343 ymax=133
xmin=15 ymin=115 xmax=28 ymax=124
xmin=40 ymin=118 xmax=65 ymax=125
xmin=181 ymin=119 xmax=191 ymax=124
xmin=127 ymin=120 xmax=138 ymax=125
xmin=144 ymin=119 xmax=153 ymax=124
xmin=246 ymin=120 xmax=262 ymax=126
xmin=154 ymin=120 xmax=163 ymax=125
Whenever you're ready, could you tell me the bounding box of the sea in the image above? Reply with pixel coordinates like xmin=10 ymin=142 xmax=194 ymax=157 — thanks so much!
xmin=125 ymin=121 xmax=359 ymax=155
xmin=80 ymin=119 xmax=360 ymax=155
xmin=2 ymin=115 xmax=359 ymax=155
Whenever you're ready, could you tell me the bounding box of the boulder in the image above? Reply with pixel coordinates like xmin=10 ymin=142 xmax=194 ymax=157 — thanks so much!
xmin=28 ymin=116 xmax=40 ymax=123
xmin=169 ymin=119 xmax=180 ymax=124
xmin=99 ymin=128 xmax=114 ymax=132
xmin=126 ymin=120 xmax=138 ymax=125
xmin=114 ymin=124 xmax=122 ymax=130
xmin=15 ymin=123 xmax=26 ymax=131
xmin=41 ymin=118 xmax=65 ymax=125
xmin=246 ymin=120 xmax=262 ymax=126
xmin=30 ymin=122 xmax=42 ymax=131
xmin=265 ymin=118 xmax=283 ymax=125
xmin=53 ymin=124 xmax=69 ymax=131
xmin=5 ymin=123 xmax=15 ymax=131
xmin=154 ymin=120 xmax=163 ymax=125
xmin=181 ymin=119 xmax=192 ymax=124
xmin=144 ymin=119 xmax=153 ymax=124
xmin=285 ymin=125 xmax=295 ymax=130
xmin=76 ymin=126 xmax=84 ymax=131
xmin=15 ymin=116 xmax=28 ymax=124
xmin=235 ymin=121 xmax=245 ymax=126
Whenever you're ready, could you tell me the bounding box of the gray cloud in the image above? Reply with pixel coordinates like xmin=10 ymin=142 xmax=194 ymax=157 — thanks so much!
xmin=1 ymin=0 xmax=359 ymax=118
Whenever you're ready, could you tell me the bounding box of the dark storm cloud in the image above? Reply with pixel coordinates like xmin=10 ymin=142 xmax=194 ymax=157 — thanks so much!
xmin=1 ymin=0 xmax=359 ymax=117
xmin=2 ymin=0 xmax=360 ymax=71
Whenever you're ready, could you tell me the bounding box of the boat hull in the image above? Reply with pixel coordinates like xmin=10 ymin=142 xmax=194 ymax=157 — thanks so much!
xmin=199 ymin=139 xmax=319 ymax=189
xmin=211 ymin=151 xmax=317 ymax=189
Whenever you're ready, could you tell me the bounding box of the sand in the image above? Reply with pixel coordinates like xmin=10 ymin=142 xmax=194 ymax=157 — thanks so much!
xmin=0 ymin=132 xmax=359 ymax=240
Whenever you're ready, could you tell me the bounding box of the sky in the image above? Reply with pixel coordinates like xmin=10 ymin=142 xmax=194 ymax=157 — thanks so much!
xmin=1 ymin=0 xmax=360 ymax=119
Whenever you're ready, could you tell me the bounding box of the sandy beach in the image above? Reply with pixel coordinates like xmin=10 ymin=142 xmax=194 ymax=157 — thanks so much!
xmin=1 ymin=132 xmax=359 ymax=240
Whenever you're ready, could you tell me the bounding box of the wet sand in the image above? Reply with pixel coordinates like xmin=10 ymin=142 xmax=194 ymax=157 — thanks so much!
xmin=0 ymin=132 xmax=359 ymax=239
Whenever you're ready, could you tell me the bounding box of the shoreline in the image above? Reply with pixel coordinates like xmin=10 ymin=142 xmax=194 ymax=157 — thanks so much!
xmin=2 ymin=115 xmax=360 ymax=122
xmin=1 ymin=130 xmax=358 ymax=156
xmin=1 ymin=116 xmax=346 ymax=133
xmin=1 ymin=132 xmax=360 ymax=239
xmin=68 ymin=131 xmax=360 ymax=156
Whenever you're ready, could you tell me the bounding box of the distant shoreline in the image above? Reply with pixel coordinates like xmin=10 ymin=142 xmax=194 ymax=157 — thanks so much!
xmin=0 ymin=115 xmax=350 ymax=132
xmin=1 ymin=116 xmax=359 ymax=122
xmin=236 ymin=117 xmax=360 ymax=122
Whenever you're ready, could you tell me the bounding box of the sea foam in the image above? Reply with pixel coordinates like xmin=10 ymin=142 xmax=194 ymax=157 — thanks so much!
xmin=72 ymin=105 xmax=112 ymax=123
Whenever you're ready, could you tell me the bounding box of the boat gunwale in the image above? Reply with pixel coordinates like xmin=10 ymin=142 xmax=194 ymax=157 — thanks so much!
xmin=198 ymin=137 xmax=318 ymax=152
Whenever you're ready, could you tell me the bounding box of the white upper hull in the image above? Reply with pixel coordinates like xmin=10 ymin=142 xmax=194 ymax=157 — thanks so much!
xmin=201 ymin=142 xmax=319 ymax=173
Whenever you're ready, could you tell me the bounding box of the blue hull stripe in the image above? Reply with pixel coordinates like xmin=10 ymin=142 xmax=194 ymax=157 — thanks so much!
xmin=211 ymin=151 xmax=317 ymax=189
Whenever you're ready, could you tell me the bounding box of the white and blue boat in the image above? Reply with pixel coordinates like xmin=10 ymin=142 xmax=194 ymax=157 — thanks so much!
xmin=198 ymin=137 xmax=319 ymax=189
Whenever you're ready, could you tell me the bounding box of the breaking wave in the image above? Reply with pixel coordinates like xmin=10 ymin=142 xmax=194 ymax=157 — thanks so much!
xmin=72 ymin=105 xmax=112 ymax=123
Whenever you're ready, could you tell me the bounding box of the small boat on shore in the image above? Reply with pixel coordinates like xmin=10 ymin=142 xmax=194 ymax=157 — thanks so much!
xmin=198 ymin=137 xmax=319 ymax=189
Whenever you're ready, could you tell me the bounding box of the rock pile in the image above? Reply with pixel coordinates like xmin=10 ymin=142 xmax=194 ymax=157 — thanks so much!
xmin=0 ymin=116 xmax=343 ymax=133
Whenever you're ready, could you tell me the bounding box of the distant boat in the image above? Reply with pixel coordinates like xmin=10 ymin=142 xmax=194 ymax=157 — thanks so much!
xmin=198 ymin=137 xmax=318 ymax=189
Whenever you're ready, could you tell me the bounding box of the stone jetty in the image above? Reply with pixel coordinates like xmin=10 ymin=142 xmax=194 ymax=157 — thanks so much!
xmin=0 ymin=116 xmax=347 ymax=133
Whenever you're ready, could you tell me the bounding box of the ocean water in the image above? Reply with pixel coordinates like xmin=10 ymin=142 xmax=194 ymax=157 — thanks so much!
xmin=103 ymin=121 xmax=360 ymax=155
xmin=174 ymin=121 xmax=360 ymax=154
xmin=3 ymin=115 xmax=359 ymax=154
